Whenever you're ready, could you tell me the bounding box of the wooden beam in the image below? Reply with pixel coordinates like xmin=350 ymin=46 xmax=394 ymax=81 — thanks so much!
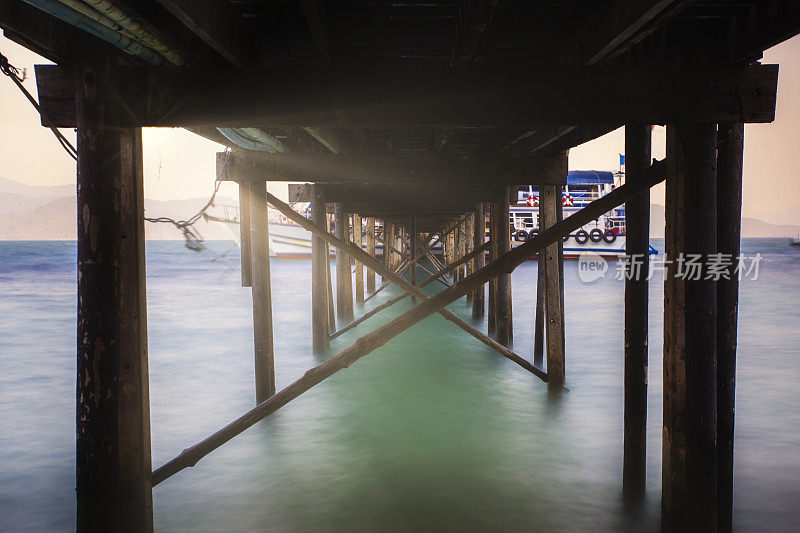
xmin=154 ymin=0 xmax=247 ymax=67
xmin=290 ymin=183 xmax=512 ymax=204
xmin=249 ymin=181 xmax=276 ymax=403
xmin=311 ymin=185 xmax=329 ymax=353
xmin=151 ymin=159 xmax=668 ymax=486
xmin=562 ymin=1 xmax=693 ymax=65
xmin=74 ymin=60 xmax=153 ymax=532
xmin=35 ymin=64 xmax=779 ymax=127
xmin=237 ymin=182 xmax=252 ymax=287
xmin=222 ymin=152 xmax=567 ymax=186
xmin=623 ymin=123 xmax=652 ymax=499
xmin=716 ymin=122 xmax=743 ymax=533
xmin=495 ymin=187 xmax=513 ymax=346
xmin=365 ymin=217 xmax=376 ymax=293
xmin=471 ymin=203 xmax=486 ymax=319
xmin=299 ymin=0 xmax=331 ymax=65
xmin=334 ymin=204 xmax=354 ymax=322
xmin=353 ymin=214 xmax=364 ymax=304
xmin=541 ymin=185 xmax=565 ymax=389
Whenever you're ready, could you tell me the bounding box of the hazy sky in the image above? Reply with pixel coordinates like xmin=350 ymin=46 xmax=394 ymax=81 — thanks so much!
xmin=1 ymin=33 xmax=798 ymax=215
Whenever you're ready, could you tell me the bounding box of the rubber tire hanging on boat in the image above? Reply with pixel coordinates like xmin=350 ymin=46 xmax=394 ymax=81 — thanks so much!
xmin=589 ymin=228 xmax=604 ymax=242
xmin=603 ymin=229 xmax=617 ymax=243
xmin=575 ymin=230 xmax=589 ymax=244
xmin=515 ymin=229 xmax=528 ymax=242
xmin=562 ymin=234 xmax=570 ymax=242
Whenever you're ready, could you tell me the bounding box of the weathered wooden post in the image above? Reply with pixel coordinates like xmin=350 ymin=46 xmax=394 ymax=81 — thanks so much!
xmin=75 ymin=60 xmax=153 ymax=532
xmin=334 ymin=204 xmax=354 ymax=322
xmin=472 ymin=203 xmax=486 ymax=319
xmin=716 ymin=122 xmax=743 ymax=533
xmin=353 ymin=214 xmax=364 ymax=304
xmin=311 ymin=185 xmax=329 ymax=353
xmin=249 ymin=181 xmax=276 ymax=403
xmin=465 ymin=214 xmax=474 ymax=304
xmin=326 ymin=214 xmax=335 ymax=332
xmin=534 ymin=255 xmax=546 ymax=366
xmin=496 ymin=187 xmax=513 ymax=346
xmin=541 ymin=185 xmax=565 ymax=388
xmin=662 ymin=123 xmax=719 ymax=531
xmin=410 ymin=215 xmax=418 ymax=302
xmin=488 ymin=204 xmax=498 ymax=335
xmin=623 ymin=124 xmax=652 ymax=498
xmin=366 ymin=217 xmax=376 ymax=292
xmin=238 ymin=181 xmax=252 ymax=287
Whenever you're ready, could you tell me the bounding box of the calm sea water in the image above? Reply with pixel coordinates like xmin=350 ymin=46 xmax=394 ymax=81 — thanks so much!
xmin=1 ymin=239 xmax=799 ymax=532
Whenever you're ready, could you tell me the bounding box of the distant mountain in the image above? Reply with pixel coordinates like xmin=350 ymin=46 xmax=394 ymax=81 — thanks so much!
xmin=0 ymin=176 xmax=237 ymax=241
xmin=650 ymin=204 xmax=800 ymax=238
xmin=754 ymin=204 xmax=800 ymax=227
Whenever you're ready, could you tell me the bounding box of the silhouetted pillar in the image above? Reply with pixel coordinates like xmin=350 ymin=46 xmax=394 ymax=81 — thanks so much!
xmin=472 ymin=203 xmax=486 ymax=319
xmin=311 ymin=185 xmax=329 ymax=353
xmin=334 ymin=204 xmax=354 ymax=322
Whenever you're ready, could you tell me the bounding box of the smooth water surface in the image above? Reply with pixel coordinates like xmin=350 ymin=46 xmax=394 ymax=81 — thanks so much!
xmin=1 ymin=239 xmax=799 ymax=532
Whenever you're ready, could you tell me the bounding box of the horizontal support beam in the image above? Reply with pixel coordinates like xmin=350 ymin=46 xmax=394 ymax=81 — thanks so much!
xmin=218 ymin=151 xmax=567 ymax=185
xmin=36 ymin=64 xmax=778 ymax=127
xmin=290 ymin=183 xmax=505 ymax=204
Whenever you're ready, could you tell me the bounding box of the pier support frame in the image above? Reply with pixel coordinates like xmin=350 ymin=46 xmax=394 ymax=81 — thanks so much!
xmin=311 ymin=185 xmax=329 ymax=353
xmin=716 ymin=122 xmax=743 ymax=533
xmin=623 ymin=123 xmax=652 ymax=498
xmin=249 ymin=181 xmax=276 ymax=403
xmin=488 ymin=204 xmax=498 ymax=335
xmin=334 ymin=203 xmax=354 ymax=322
xmin=237 ymin=181 xmax=252 ymax=287
xmin=662 ymin=123 xmax=718 ymax=531
xmin=75 ymin=60 xmax=153 ymax=532
xmin=353 ymin=214 xmax=364 ymax=304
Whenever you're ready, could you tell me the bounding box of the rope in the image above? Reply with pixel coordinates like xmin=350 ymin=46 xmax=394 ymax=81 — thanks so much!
xmin=144 ymin=150 xmax=231 ymax=251
xmin=0 ymin=51 xmax=77 ymax=160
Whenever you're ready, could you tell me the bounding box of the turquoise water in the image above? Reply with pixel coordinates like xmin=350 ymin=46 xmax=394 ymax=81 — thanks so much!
xmin=1 ymin=239 xmax=799 ymax=532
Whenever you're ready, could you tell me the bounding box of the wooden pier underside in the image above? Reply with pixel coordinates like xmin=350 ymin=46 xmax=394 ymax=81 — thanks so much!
xmin=3 ymin=0 xmax=797 ymax=531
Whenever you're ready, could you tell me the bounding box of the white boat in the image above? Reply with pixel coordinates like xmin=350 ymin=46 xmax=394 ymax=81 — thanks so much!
xmin=509 ymin=170 xmax=658 ymax=259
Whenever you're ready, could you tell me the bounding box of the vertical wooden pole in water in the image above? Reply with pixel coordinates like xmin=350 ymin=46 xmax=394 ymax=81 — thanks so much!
xmin=496 ymin=186 xmax=513 ymax=346
xmin=353 ymin=214 xmax=364 ymax=304
xmin=366 ymin=217 xmax=376 ymax=292
xmin=326 ymin=214 xmax=335 ymax=332
xmin=334 ymin=204 xmax=354 ymax=321
xmin=533 ymin=255 xmax=546 ymax=366
xmin=410 ymin=215 xmax=418 ymax=301
xmin=663 ymin=125 xmax=687 ymax=529
xmin=311 ymin=185 xmax=329 ymax=353
xmin=541 ymin=185 xmax=565 ymax=388
xmin=472 ymin=203 xmax=486 ymax=319
xmin=238 ymin=181 xmax=252 ymax=287
xmin=663 ymin=123 xmax=719 ymax=530
xmin=488 ymin=204 xmax=498 ymax=335
xmin=249 ymin=181 xmax=276 ymax=403
xmin=623 ymin=123 xmax=652 ymax=498
xmin=716 ymin=122 xmax=743 ymax=533
xmin=75 ymin=60 xmax=153 ymax=532
xmin=465 ymin=214 xmax=475 ymax=304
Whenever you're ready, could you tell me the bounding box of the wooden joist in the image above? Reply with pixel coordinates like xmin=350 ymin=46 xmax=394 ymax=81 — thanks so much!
xmin=34 ymin=64 xmax=779 ymax=127
xmin=151 ymin=159 xmax=668 ymax=486
xmin=223 ymin=152 xmax=567 ymax=186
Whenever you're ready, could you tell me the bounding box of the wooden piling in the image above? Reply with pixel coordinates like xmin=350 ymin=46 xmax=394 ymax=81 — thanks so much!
xmin=472 ymin=203 xmax=486 ymax=319
xmin=326 ymin=215 xmax=335 ymax=333
xmin=74 ymin=60 xmax=153 ymax=532
xmin=496 ymin=187 xmax=513 ymax=346
xmin=353 ymin=214 xmax=364 ymax=304
xmin=488 ymin=204 xmax=498 ymax=335
xmin=541 ymin=185 xmax=565 ymax=388
xmin=249 ymin=181 xmax=276 ymax=403
xmin=534 ymin=256 xmax=546 ymax=366
xmin=410 ymin=215 xmax=418 ymax=299
xmin=311 ymin=185 xmax=329 ymax=353
xmin=334 ymin=204 xmax=354 ymax=322
xmin=465 ymin=214 xmax=474 ymax=304
xmin=366 ymin=217 xmax=376 ymax=292
xmin=663 ymin=125 xmax=688 ymax=529
xmin=663 ymin=124 xmax=719 ymax=530
xmin=238 ymin=181 xmax=252 ymax=287
xmin=623 ymin=123 xmax=652 ymax=498
xmin=716 ymin=121 xmax=743 ymax=533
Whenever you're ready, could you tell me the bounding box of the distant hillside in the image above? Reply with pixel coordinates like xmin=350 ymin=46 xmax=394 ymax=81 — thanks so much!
xmin=754 ymin=204 xmax=800 ymax=227
xmin=650 ymin=204 xmax=800 ymax=238
xmin=0 ymin=196 xmax=237 ymax=241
